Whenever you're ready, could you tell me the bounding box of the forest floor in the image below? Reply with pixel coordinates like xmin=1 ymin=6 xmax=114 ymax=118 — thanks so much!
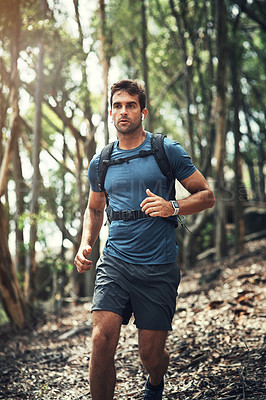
xmin=0 ymin=238 xmax=265 ymax=400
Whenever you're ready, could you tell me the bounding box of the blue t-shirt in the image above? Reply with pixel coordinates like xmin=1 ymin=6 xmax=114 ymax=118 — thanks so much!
xmin=88 ymin=131 xmax=196 ymax=264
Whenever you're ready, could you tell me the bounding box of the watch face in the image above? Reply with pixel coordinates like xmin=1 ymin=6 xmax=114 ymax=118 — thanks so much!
xmin=172 ymin=201 xmax=179 ymax=209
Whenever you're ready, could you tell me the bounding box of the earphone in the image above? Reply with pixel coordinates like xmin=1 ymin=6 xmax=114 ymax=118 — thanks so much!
xmin=142 ymin=114 xmax=144 ymax=120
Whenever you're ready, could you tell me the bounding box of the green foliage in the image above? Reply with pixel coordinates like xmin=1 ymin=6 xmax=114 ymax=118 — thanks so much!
xmin=17 ymin=209 xmax=54 ymax=232
xmin=38 ymin=251 xmax=72 ymax=275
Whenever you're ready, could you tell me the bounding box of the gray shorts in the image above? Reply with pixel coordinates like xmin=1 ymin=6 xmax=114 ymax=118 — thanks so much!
xmin=91 ymin=253 xmax=181 ymax=330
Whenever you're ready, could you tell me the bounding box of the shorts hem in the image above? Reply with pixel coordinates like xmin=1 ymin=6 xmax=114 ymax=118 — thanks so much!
xmin=91 ymin=306 xmax=123 ymax=318
xmin=136 ymin=325 xmax=172 ymax=331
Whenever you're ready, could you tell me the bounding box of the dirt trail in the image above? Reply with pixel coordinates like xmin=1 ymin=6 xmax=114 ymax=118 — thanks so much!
xmin=0 ymin=239 xmax=265 ymax=399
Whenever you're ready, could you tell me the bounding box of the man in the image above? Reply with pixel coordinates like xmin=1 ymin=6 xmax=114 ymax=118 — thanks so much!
xmin=74 ymin=79 xmax=215 ymax=400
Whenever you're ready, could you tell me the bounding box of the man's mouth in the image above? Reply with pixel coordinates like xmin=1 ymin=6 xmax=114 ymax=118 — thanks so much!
xmin=119 ymin=119 xmax=130 ymax=123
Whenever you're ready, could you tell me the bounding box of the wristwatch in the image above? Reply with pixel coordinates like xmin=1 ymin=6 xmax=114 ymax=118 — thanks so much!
xmin=170 ymin=200 xmax=180 ymax=216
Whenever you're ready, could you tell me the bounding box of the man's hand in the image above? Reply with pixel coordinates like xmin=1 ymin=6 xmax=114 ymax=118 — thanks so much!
xmin=140 ymin=189 xmax=174 ymax=218
xmin=74 ymin=245 xmax=93 ymax=273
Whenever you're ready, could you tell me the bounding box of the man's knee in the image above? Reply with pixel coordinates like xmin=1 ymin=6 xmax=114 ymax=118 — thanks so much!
xmin=138 ymin=330 xmax=169 ymax=369
xmin=91 ymin=325 xmax=116 ymax=356
xmin=139 ymin=349 xmax=157 ymax=369
xmin=91 ymin=311 xmax=122 ymax=357
xmin=139 ymin=344 xmax=168 ymax=369
xmin=92 ymin=326 xmax=108 ymax=350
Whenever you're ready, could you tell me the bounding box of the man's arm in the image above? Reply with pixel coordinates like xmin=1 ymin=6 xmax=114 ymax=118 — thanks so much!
xmin=74 ymin=190 xmax=106 ymax=273
xmin=176 ymin=169 xmax=215 ymax=215
xmin=141 ymin=170 xmax=215 ymax=217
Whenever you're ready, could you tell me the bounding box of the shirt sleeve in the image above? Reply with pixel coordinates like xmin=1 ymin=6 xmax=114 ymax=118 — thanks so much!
xmin=164 ymin=138 xmax=196 ymax=181
xmin=88 ymin=153 xmax=102 ymax=192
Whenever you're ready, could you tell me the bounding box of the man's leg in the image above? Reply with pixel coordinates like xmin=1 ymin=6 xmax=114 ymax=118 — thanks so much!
xmin=138 ymin=329 xmax=169 ymax=386
xmin=89 ymin=310 xmax=123 ymax=400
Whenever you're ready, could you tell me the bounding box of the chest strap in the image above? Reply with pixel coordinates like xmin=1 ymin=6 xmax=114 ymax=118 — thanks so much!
xmin=103 ymin=149 xmax=156 ymax=167
xmin=106 ymin=205 xmax=178 ymax=227
xmin=106 ymin=205 xmax=150 ymax=222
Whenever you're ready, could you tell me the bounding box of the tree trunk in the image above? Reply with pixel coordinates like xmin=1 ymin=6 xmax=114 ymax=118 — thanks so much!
xmin=0 ymin=203 xmax=31 ymax=329
xmin=230 ymin=31 xmax=245 ymax=254
xmin=0 ymin=0 xmax=31 ymax=329
xmin=0 ymin=65 xmax=9 ymax=164
xmin=257 ymin=134 xmax=265 ymax=202
xmin=98 ymin=0 xmax=111 ymax=145
xmin=12 ymin=139 xmax=26 ymax=272
xmin=0 ymin=1 xmax=22 ymax=195
xmin=242 ymin=109 xmax=260 ymax=201
xmin=25 ymin=5 xmax=44 ymax=302
xmin=141 ymin=0 xmax=152 ymax=131
xmin=246 ymin=160 xmax=258 ymax=201
xmin=53 ymin=128 xmax=68 ymax=314
xmin=215 ymin=0 xmax=227 ymax=261
xmin=169 ymin=0 xmax=195 ymax=161
xmin=73 ymin=0 xmax=96 ymax=138
xmin=182 ymin=211 xmax=208 ymax=269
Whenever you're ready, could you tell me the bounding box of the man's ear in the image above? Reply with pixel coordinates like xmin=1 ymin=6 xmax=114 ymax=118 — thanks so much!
xmin=142 ymin=108 xmax=148 ymax=118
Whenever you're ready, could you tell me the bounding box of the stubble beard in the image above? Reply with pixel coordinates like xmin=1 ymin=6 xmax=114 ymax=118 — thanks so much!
xmin=115 ymin=117 xmax=142 ymax=135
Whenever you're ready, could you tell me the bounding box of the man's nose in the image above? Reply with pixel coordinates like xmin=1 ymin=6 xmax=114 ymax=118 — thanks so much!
xmin=120 ymin=106 xmax=127 ymax=115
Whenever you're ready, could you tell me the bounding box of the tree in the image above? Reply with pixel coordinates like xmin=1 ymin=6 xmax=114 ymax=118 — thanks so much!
xmin=229 ymin=8 xmax=245 ymax=254
xmin=169 ymin=0 xmax=195 ymax=161
xmin=0 ymin=203 xmax=31 ymax=329
xmin=141 ymin=0 xmax=152 ymax=131
xmin=215 ymin=0 xmax=227 ymax=261
xmin=0 ymin=0 xmax=31 ymax=329
xmin=24 ymin=0 xmax=46 ymax=302
xmin=98 ymin=0 xmax=112 ymax=145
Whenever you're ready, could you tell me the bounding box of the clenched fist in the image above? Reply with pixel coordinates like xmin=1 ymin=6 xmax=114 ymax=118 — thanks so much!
xmin=140 ymin=189 xmax=174 ymax=218
xmin=74 ymin=245 xmax=93 ymax=273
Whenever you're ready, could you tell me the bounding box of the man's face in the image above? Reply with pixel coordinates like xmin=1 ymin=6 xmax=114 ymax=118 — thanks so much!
xmin=110 ymin=90 xmax=143 ymax=135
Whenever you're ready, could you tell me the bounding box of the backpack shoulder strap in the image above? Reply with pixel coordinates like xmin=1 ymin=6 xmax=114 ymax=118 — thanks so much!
xmin=98 ymin=134 xmax=175 ymax=194
xmin=151 ymin=133 xmax=174 ymax=182
xmin=98 ymin=141 xmax=115 ymax=192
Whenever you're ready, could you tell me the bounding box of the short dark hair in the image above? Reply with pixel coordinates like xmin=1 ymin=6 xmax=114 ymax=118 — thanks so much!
xmin=110 ymin=79 xmax=146 ymax=110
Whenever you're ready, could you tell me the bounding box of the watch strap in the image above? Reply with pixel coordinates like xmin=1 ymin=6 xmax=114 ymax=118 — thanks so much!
xmin=170 ymin=200 xmax=179 ymax=216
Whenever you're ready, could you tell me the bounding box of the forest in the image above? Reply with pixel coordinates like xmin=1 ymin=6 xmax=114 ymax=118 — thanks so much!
xmin=0 ymin=0 xmax=265 ymax=327
xmin=0 ymin=0 xmax=265 ymax=398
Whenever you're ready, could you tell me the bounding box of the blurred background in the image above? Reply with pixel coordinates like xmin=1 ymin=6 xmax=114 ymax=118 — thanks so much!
xmin=0 ymin=0 xmax=265 ymax=329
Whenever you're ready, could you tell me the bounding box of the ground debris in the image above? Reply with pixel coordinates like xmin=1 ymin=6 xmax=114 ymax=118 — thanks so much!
xmin=0 ymin=239 xmax=265 ymax=399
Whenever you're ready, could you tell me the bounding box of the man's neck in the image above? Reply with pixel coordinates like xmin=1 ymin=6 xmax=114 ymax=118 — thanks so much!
xmin=117 ymin=129 xmax=147 ymax=150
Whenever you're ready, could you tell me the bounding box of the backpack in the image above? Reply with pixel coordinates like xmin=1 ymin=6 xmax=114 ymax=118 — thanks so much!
xmin=98 ymin=133 xmax=175 ymax=197
xmin=97 ymin=133 xmax=178 ymax=227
